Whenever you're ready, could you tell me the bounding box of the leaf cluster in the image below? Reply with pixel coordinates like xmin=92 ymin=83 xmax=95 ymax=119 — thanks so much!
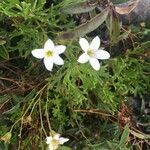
xmin=0 ymin=0 xmax=149 ymax=149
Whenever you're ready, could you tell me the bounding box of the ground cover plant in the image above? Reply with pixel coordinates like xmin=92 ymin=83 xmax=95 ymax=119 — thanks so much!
xmin=0 ymin=0 xmax=150 ymax=149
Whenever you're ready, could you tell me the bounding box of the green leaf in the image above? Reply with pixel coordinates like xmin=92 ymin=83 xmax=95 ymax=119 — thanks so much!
xmin=58 ymin=8 xmax=109 ymax=40
xmin=141 ymin=41 xmax=150 ymax=50
xmin=130 ymin=130 xmax=150 ymax=139
xmin=3 ymin=104 xmax=20 ymax=115
xmin=6 ymin=0 xmax=20 ymax=4
xmin=106 ymin=140 xmax=116 ymax=150
xmin=61 ymin=1 xmax=97 ymax=14
xmin=0 ymin=39 xmax=6 ymax=45
xmin=1 ymin=132 xmax=12 ymax=143
xmin=22 ymin=89 xmax=36 ymax=102
xmin=117 ymin=31 xmax=130 ymax=42
xmin=59 ymin=146 xmax=72 ymax=150
xmin=117 ymin=124 xmax=130 ymax=148
xmin=106 ymin=9 xmax=120 ymax=44
xmin=0 ymin=46 xmax=9 ymax=60
xmin=0 ymin=95 xmax=10 ymax=103
xmin=36 ymin=0 xmax=46 ymax=9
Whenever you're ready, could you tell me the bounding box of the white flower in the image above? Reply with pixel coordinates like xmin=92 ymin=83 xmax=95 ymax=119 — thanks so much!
xmin=31 ymin=39 xmax=66 ymax=71
xmin=78 ymin=36 xmax=110 ymax=71
xmin=46 ymin=133 xmax=69 ymax=150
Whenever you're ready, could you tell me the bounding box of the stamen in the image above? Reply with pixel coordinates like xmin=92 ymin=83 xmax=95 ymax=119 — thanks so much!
xmin=87 ymin=49 xmax=94 ymax=57
xmin=45 ymin=50 xmax=54 ymax=58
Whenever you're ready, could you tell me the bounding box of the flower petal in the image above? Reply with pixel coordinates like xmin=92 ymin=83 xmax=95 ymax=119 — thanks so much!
xmin=78 ymin=53 xmax=89 ymax=63
xmin=48 ymin=144 xmax=55 ymax=150
xmin=44 ymin=58 xmax=54 ymax=71
xmin=31 ymin=49 xmax=44 ymax=59
xmin=46 ymin=137 xmax=52 ymax=144
xmin=90 ymin=36 xmax=100 ymax=50
xmin=55 ymin=45 xmax=66 ymax=54
xmin=89 ymin=58 xmax=100 ymax=71
xmin=44 ymin=39 xmax=55 ymax=51
xmin=59 ymin=137 xmax=69 ymax=145
xmin=53 ymin=55 xmax=64 ymax=65
xmin=95 ymin=50 xmax=110 ymax=60
xmin=79 ymin=38 xmax=89 ymax=52
xmin=54 ymin=134 xmax=60 ymax=140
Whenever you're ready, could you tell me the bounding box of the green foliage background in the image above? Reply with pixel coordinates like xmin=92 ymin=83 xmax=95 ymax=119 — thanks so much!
xmin=0 ymin=0 xmax=149 ymax=149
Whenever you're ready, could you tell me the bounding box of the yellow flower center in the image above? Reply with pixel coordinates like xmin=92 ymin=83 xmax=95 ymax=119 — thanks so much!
xmin=87 ymin=49 xmax=94 ymax=57
xmin=45 ymin=50 xmax=54 ymax=58
xmin=51 ymin=139 xmax=59 ymax=149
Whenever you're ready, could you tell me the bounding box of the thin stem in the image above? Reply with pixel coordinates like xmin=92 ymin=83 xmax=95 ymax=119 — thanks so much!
xmin=10 ymin=84 xmax=48 ymax=132
xmin=46 ymin=89 xmax=52 ymax=132
xmin=0 ymin=98 xmax=10 ymax=110
xmin=33 ymin=0 xmax=38 ymax=9
xmin=75 ymin=119 xmax=88 ymax=140
xmin=29 ymin=98 xmax=39 ymax=115
xmin=39 ymin=98 xmax=47 ymax=137
xmin=17 ymin=117 xmax=23 ymax=150
xmin=73 ymin=109 xmax=113 ymax=117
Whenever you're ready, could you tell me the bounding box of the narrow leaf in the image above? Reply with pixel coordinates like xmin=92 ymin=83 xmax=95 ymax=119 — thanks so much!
xmin=1 ymin=132 xmax=12 ymax=143
xmin=106 ymin=9 xmax=120 ymax=44
xmin=3 ymin=104 xmax=20 ymax=114
xmin=141 ymin=41 xmax=150 ymax=50
xmin=0 ymin=39 xmax=6 ymax=45
xmin=111 ymin=13 xmax=120 ymax=43
xmin=118 ymin=124 xmax=130 ymax=148
xmin=117 ymin=31 xmax=130 ymax=43
xmin=115 ymin=0 xmax=140 ymax=15
xmin=58 ymin=8 xmax=109 ymax=40
xmin=0 ymin=45 xmax=9 ymax=60
xmin=61 ymin=1 xmax=97 ymax=14
xmin=130 ymin=130 xmax=150 ymax=139
xmin=22 ymin=89 xmax=36 ymax=102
